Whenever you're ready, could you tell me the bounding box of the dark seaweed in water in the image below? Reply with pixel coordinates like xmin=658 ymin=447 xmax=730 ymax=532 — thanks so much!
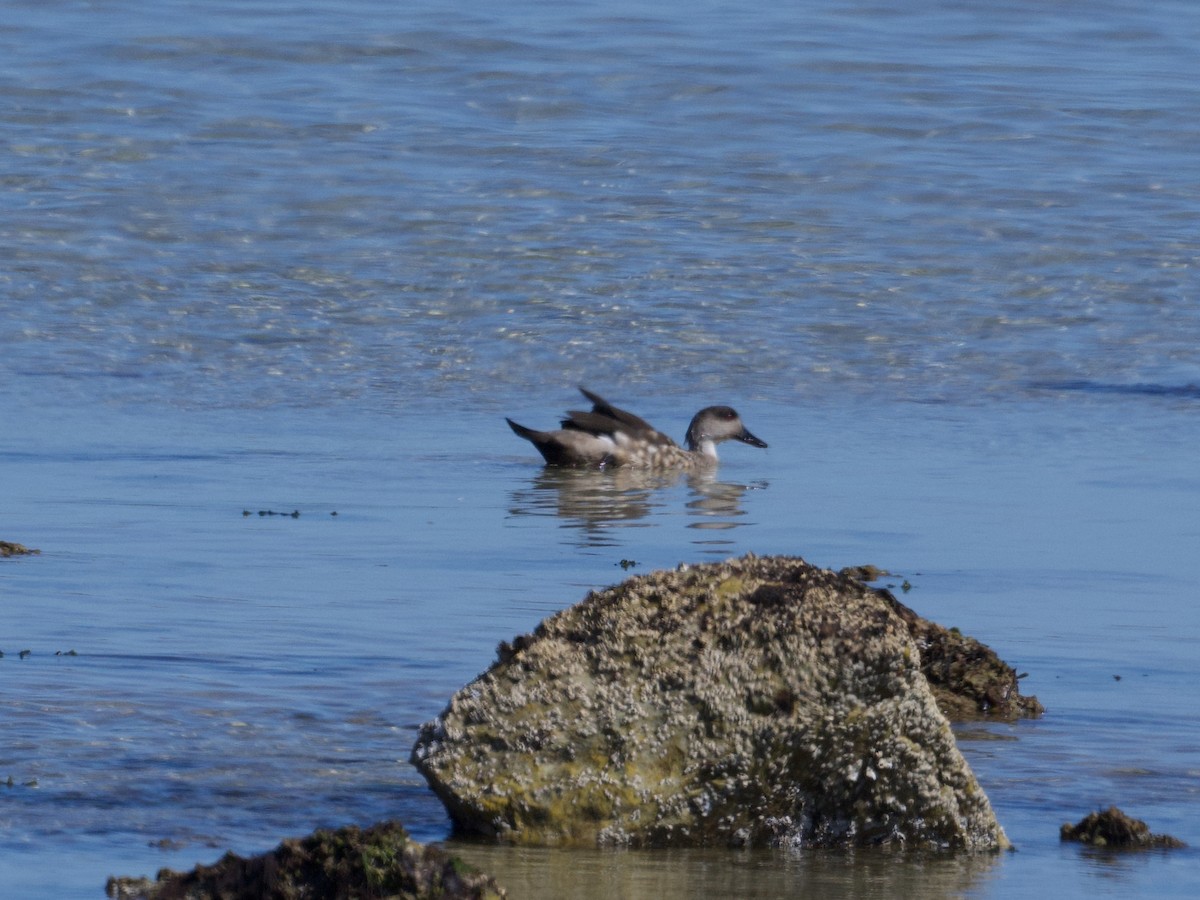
xmin=1031 ymin=381 xmax=1200 ymax=399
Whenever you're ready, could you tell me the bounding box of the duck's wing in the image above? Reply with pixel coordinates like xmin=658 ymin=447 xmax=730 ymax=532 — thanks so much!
xmin=560 ymin=389 xmax=679 ymax=451
xmin=560 ymin=408 xmax=639 ymax=437
xmin=578 ymin=387 xmax=657 ymax=433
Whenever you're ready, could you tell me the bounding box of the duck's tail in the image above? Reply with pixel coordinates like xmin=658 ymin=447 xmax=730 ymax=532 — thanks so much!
xmin=506 ymin=418 xmax=540 ymax=441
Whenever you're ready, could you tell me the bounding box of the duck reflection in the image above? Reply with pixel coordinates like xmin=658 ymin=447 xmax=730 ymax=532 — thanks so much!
xmin=686 ymin=472 xmax=759 ymax=530
xmin=507 ymin=466 xmax=767 ymax=548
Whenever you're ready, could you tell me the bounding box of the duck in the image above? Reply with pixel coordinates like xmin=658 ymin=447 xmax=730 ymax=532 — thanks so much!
xmin=507 ymin=387 xmax=767 ymax=469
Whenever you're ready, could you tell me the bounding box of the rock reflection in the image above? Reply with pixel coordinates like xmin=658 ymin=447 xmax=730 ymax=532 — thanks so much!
xmin=444 ymin=843 xmax=1002 ymax=900
xmin=506 ymin=468 xmax=766 ymax=548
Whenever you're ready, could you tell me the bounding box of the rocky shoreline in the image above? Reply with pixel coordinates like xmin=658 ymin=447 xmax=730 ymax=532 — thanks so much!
xmin=101 ymin=553 xmax=1181 ymax=896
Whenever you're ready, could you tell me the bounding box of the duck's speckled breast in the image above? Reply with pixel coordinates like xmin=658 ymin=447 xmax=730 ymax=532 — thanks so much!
xmin=617 ymin=441 xmax=710 ymax=470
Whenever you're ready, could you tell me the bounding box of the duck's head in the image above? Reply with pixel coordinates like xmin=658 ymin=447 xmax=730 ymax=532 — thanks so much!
xmin=685 ymin=406 xmax=768 ymax=458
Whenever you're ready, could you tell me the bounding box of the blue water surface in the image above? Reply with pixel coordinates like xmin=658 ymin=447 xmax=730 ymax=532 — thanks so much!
xmin=2 ymin=0 xmax=1199 ymax=896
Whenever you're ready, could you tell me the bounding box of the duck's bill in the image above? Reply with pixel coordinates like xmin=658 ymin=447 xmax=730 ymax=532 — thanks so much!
xmin=738 ymin=429 xmax=768 ymax=449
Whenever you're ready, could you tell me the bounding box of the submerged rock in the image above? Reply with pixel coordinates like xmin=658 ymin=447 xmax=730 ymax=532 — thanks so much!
xmin=412 ymin=554 xmax=1014 ymax=851
xmin=842 ymin=564 xmax=1041 ymax=721
xmin=105 ymin=821 xmax=506 ymax=900
xmin=889 ymin=601 xmax=1043 ymax=721
xmin=0 ymin=540 xmax=39 ymax=557
xmin=1060 ymin=806 xmax=1186 ymax=849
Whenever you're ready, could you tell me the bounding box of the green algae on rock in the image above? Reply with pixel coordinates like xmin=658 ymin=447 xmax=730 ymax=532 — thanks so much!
xmin=1060 ymin=806 xmax=1186 ymax=849
xmin=105 ymin=821 xmax=506 ymax=900
xmin=411 ymin=554 xmax=1015 ymax=851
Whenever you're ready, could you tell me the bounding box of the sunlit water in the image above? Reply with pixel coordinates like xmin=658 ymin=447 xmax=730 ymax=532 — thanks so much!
xmin=2 ymin=0 xmax=1199 ymax=896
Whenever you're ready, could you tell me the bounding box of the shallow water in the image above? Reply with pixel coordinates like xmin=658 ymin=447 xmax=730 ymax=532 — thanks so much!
xmin=2 ymin=0 xmax=1200 ymax=896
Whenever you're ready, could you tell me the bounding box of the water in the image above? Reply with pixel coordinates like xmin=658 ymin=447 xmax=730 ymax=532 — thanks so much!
xmin=2 ymin=0 xmax=1199 ymax=896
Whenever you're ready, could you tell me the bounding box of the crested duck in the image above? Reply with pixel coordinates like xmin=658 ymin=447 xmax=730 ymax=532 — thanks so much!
xmin=507 ymin=387 xmax=767 ymax=469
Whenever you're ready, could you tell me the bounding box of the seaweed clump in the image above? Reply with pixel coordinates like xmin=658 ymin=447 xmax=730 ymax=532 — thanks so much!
xmin=106 ymin=821 xmax=506 ymax=900
xmin=1060 ymin=807 xmax=1186 ymax=850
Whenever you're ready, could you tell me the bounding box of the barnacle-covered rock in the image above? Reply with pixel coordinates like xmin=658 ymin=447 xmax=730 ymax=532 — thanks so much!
xmin=412 ymin=554 xmax=1014 ymax=851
